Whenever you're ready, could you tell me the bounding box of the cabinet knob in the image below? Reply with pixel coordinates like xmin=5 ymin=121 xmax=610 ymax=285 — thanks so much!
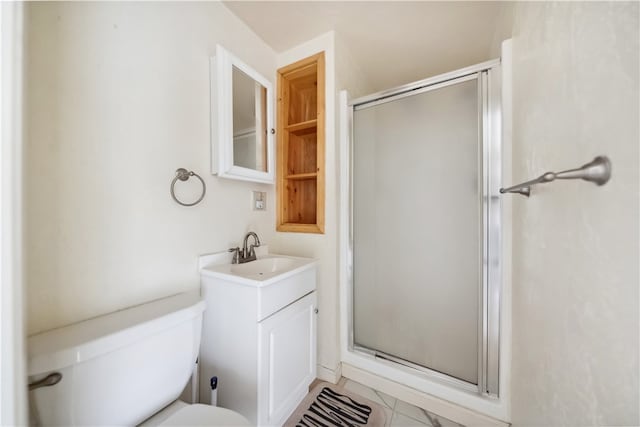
xmin=314 ymin=308 xmax=319 ymax=314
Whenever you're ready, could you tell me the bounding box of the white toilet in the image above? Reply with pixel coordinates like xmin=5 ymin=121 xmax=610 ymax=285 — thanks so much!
xmin=27 ymin=291 xmax=250 ymax=426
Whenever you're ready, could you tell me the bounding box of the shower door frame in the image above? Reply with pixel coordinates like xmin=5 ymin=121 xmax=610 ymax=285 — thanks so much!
xmin=342 ymin=58 xmax=503 ymax=401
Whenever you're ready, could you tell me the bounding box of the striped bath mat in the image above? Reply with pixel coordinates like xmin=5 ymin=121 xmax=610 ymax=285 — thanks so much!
xmin=284 ymin=382 xmax=387 ymax=427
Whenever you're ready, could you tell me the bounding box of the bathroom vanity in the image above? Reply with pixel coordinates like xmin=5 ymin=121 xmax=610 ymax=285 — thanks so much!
xmin=198 ymin=249 xmax=317 ymax=426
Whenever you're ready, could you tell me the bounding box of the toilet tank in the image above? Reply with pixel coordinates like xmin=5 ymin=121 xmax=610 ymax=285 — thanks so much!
xmin=27 ymin=291 xmax=205 ymax=426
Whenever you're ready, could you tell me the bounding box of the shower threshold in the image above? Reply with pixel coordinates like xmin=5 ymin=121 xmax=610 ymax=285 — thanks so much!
xmin=353 ymin=345 xmax=480 ymax=395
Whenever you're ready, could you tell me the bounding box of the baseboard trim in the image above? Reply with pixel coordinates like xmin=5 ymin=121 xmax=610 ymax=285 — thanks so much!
xmin=341 ymin=363 xmax=509 ymax=427
xmin=316 ymin=363 xmax=342 ymax=384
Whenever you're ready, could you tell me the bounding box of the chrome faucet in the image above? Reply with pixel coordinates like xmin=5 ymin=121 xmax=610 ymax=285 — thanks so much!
xmin=229 ymin=232 xmax=261 ymax=264
xmin=241 ymin=232 xmax=261 ymax=263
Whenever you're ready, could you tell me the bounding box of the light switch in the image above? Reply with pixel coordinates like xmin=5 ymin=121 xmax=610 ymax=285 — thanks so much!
xmin=253 ymin=191 xmax=266 ymax=211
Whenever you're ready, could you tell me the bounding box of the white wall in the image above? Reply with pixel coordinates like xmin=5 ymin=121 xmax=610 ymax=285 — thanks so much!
xmin=334 ymin=33 xmax=375 ymax=102
xmin=269 ymin=31 xmax=374 ymax=381
xmin=270 ymin=32 xmax=339 ymax=380
xmin=24 ymin=1 xmax=278 ymax=335
xmin=24 ymin=3 xmax=376 ymax=388
xmin=509 ymin=2 xmax=639 ymax=425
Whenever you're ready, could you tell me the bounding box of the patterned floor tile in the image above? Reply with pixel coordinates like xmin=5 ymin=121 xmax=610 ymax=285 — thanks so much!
xmin=390 ymin=411 xmax=431 ymax=426
xmin=383 ymin=405 xmax=394 ymax=427
xmin=337 ymin=379 xmax=465 ymax=427
xmin=342 ymin=379 xmax=397 ymax=410
xmin=428 ymin=413 xmax=463 ymax=427
xmin=394 ymin=400 xmax=432 ymax=425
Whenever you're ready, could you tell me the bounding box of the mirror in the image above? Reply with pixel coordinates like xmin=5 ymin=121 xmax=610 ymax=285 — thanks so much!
xmin=232 ymin=67 xmax=268 ymax=172
xmin=210 ymin=45 xmax=274 ymax=183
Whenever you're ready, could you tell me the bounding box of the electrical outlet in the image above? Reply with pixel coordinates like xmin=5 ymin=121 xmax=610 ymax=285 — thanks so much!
xmin=253 ymin=191 xmax=266 ymax=211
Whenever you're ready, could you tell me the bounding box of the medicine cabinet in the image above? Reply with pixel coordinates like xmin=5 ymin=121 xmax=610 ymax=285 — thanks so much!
xmin=210 ymin=45 xmax=275 ymax=184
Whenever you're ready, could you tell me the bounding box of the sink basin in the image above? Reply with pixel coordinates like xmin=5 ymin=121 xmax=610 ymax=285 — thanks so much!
xmin=230 ymin=257 xmax=299 ymax=278
xmin=199 ymin=249 xmax=316 ymax=286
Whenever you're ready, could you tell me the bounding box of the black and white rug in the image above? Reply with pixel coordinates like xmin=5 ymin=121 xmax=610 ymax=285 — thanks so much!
xmin=284 ymin=382 xmax=387 ymax=427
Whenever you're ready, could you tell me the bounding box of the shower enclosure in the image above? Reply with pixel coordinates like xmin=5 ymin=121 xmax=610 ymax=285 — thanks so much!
xmin=343 ymin=59 xmax=503 ymax=398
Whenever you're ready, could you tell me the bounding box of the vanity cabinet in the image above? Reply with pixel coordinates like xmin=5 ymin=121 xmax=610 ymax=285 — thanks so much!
xmin=276 ymin=52 xmax=325 ymax=233
xmin=199 ymin=256 xmax=317 ymax=427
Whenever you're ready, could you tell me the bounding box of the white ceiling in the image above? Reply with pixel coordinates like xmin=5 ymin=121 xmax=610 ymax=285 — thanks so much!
xmin=223 ymin=1 xmax=508 ymax=92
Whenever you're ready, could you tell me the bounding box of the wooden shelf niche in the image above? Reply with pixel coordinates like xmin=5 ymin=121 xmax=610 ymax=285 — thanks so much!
xmin=277 ymin=52 xmax=325 ymax=233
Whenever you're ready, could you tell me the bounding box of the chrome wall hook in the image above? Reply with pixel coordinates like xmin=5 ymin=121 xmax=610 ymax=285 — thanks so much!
xmin=500 ymin=156 xmax=612 ymax=197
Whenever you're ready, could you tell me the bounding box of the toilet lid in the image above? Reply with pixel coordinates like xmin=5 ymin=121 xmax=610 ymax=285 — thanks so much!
xmin=159 ymin=404 xmax=251 ymax=426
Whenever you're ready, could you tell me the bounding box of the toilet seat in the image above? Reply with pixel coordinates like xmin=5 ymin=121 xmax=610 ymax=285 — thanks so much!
xmin=159 ymin=404 xmax=251 ymax=426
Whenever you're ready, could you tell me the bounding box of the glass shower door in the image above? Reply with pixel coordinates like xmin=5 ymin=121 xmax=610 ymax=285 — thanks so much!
xmin=352 ymin=75 xmax=482 ymax=385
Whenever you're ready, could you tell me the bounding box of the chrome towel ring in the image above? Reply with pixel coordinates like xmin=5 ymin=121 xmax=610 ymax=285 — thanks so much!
xmin=170 ymin=168 xmax=206 ymax=207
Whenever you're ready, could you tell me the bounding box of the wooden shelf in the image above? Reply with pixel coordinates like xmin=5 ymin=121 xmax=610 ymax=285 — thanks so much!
xmin=285 ymin=172 xmax=317 ymax=180
xmin=277 ymin=223 xmax=324 ymax=234
xmin=277 ymin=52 xmax=325 ymax=234
xmin=285 ymin=119 xmax=317 ymax=133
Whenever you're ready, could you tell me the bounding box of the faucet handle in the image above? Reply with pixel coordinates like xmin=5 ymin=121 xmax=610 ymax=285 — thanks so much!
xmin=228 ymin=247 xmax=240 ymax=264
xmin=248 ymin=244 xmax=258 ymax=258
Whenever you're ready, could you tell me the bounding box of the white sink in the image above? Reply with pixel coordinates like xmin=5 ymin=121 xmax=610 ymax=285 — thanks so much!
xmin=199 ymin=247 xmax=317 ymax=287
xmin=230 ymin=257 xmax=299 ymax=278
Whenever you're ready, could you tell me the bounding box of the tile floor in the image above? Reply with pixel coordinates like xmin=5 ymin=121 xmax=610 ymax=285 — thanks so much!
xmin=337 ymin=378 xmax=464 ymax=427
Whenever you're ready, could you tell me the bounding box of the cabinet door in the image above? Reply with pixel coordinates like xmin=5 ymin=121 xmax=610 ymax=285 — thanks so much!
xmin=257 ymin=292 xmax=317 ymax=426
